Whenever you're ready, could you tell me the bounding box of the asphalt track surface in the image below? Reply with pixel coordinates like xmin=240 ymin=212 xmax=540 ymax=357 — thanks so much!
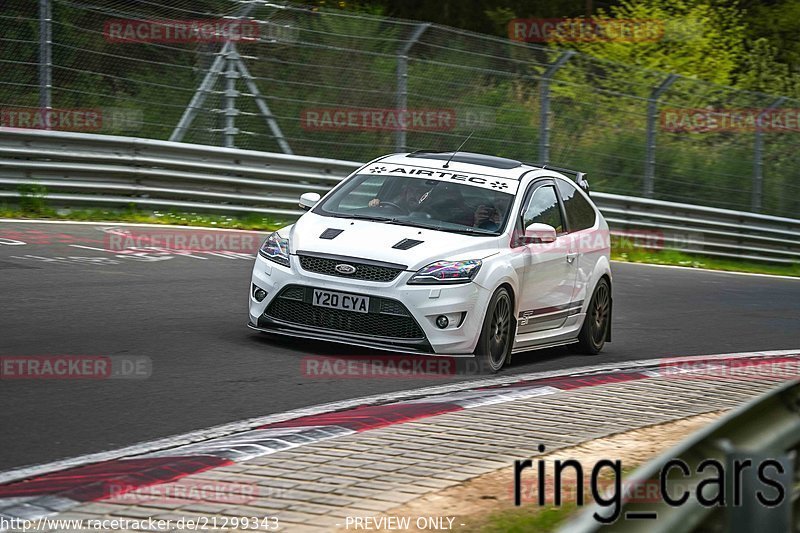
xmin=1 ymin=221 xmax=799 ymax=471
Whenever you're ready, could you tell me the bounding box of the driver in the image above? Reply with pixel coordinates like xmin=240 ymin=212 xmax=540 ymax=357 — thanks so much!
xmin=368 ymin=180 xmax=428 ymax=211
xmin=370 ymin=181 xmax=510 ymax=232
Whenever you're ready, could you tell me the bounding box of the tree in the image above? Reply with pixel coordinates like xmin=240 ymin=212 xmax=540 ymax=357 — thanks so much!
xmin=553 ymin=0 xmax=747 ymax=86
xmin=737 ymin=0 xmax=800 ymax=74
xmin=736 ymin=38 xmax=800 ymax=98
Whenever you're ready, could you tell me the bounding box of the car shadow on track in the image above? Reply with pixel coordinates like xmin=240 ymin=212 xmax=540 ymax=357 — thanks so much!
xmin=248 ymin=329 xmax=580 ymax=380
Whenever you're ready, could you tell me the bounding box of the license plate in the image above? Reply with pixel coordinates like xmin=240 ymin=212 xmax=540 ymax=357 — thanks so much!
xmin=312 ymin=289 xmax=369 ymax=314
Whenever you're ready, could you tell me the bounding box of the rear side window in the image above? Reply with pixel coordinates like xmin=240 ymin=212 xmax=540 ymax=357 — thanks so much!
xmin=556 ymin=179 xmax=596 ymax=231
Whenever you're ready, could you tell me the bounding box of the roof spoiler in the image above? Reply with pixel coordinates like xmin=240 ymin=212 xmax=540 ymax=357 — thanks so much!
xmin=525 ymin=163 xmax=590 ymax=195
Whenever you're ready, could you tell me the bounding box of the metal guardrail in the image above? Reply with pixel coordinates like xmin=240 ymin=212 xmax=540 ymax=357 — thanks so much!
xmin=559 ymin=379 xmax=800 ymax=532
xmin=0 ymin=129 xmax=798 ymax=264
xmin=0 ymin=129 xmax=359 ymax=217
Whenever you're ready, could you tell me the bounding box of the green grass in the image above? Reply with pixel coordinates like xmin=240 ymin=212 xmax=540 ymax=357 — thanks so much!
xmin=0 ymin=204 xmax=287 ymax=232
xmin=479 ymin=503 xmax=580 ymax=532
xmin=611 ymin=247 xmax=800 ymax=278
xmin=475 ymin=466 xmax=638 ymax=532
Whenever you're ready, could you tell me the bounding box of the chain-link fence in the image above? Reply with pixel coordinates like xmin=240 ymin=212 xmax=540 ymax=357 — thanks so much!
xmin=1 ymin=1 xmax=799 ymax=218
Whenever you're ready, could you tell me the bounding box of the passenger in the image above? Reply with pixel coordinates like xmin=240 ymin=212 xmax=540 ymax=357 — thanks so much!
xmin=415 ymin=183 xmax=474 ymax=227
xmin=473 ymin=195 xmax=512 ymax=231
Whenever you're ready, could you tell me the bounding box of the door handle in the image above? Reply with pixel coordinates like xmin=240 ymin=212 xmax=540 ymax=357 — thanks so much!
xmin=566 ymin=253 xmax=577 ymax=264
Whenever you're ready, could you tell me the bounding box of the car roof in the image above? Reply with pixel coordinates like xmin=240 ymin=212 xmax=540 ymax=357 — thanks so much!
xmin=376 ymin=152 xmax=573 ymax=182
xmin=406 ymin=151 xmax=522 ymax=169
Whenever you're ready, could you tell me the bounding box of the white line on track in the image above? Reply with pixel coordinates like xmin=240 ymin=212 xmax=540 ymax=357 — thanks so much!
xmin=0 ymin=218 xmax=273 ymax=234
xmin=1 ymin=349 xmax=797 ymax=486
xmin=2 ymin=220 xmax=796 ymax=280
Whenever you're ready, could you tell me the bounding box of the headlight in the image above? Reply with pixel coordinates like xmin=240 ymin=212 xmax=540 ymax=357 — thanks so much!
xmin=407 ymin=259 xmax=482 ymax=285
xmin=259 ymin=232 xmax=290 ymax=266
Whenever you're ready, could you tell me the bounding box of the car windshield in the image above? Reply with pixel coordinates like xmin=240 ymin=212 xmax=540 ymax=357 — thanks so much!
xmin=314 ymin=173 xmax=514 ymax=236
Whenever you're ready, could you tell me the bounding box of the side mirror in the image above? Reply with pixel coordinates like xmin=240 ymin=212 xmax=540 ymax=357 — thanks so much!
xmin=299 ymin=192 xmax=321 ymax=211
xmin=524 ymin=223 xmax=557 ymax=244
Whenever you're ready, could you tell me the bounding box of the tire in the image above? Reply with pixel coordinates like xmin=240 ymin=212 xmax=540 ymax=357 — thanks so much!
xmin=473 ymin=287 xmax=514 ymax=373
xmin=572 ymin=277 xmax=611 ymax=355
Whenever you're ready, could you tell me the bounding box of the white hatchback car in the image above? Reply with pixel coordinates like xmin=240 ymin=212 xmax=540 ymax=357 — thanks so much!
xmin=248 ymin=151 xmax=612 ymax=372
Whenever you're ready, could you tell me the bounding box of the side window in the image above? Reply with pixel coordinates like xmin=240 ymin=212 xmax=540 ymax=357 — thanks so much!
xmin=556 ymin=179 xmax=596 ymax=231
xmin=522 ymin=185 xmax=564 ymax=233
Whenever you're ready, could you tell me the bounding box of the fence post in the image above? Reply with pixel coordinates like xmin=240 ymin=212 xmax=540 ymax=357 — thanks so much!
xmin=170 ymin=4 xmax=254 ymax=143
xmin=538 ymin=51 xmax=574 ymax=164
xmin=170 ymin=42 xmax=230 ymax=142
xmin=643 ymin=74 xmax=678 ymax=198
xmin=395 ymin=23 xmax=430 ymax=153
xmin=38 ymin=0 xmax=52 ymax=117
xmin=222 ymin=47 xmax=240 ymax=148
xmin=235 ymin=46 xmax=293 ymax=155
xmin=752 ymin=97 xmax=786 ymax=212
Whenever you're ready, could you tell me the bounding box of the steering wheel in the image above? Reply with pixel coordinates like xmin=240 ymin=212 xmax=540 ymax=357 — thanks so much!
xmin=377 ymin=201 xmax=408 ymax=215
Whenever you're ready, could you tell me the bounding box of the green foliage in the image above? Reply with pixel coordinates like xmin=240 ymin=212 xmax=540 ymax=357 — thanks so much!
xmin=737 ymin=38 xmax=800 ymax=98
xmin=17 ymin=183 xmax=49 ymax=215
xmin=562 ymin=0 xmax=747 ymax=86
xmin=1 ymin=1 xmax=797 ymax=220
xmin=740 ymin=0 xmax=800 ymax=74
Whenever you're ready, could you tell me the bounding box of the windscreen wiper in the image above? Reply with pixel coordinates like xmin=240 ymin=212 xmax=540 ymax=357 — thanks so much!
xmin=386 ymin=219 xmax=494 ymax=235
xmin=385 ymin=219 xmax=439 ymax=230
xmin=335 ymin=213 xmax=394 ymax=222
xmin=438 ymin=226 xmax=495 ymax=235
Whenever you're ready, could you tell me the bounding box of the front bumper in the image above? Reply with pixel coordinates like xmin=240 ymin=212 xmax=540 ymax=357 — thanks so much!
xmin=248 ymin=253 xmax=489 ymax=355
xmin=247 ymin=321 xmax=434 ymax=354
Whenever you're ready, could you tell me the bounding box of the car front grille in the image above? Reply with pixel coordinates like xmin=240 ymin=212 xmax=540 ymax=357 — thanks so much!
xmin=264 ymin=286 xmax=424 ymax=340
xmin=298 ymin=254 xmax=404 ymax=283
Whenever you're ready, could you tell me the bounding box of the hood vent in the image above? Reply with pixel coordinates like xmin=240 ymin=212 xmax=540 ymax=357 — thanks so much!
xmin=392 ymin=238 xmax=424 ymax=250
xmin=319 ymin=228 xmax=344 ymax=240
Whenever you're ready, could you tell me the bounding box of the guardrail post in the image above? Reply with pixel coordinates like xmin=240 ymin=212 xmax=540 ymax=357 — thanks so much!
xmin=643 ymin=74 xmax=678 ymax=198
xmin=223 ymin=48 xmax=240 ymax=148
xmin=395 ymin=23 xmax=430 ymax=153
xmin=752 ymin=97 xmax=786 ymax=212
xmin=38 ymin=0 xmax=52 ymax=117
xmin=538 ymin=51 xmax=574 ymax=165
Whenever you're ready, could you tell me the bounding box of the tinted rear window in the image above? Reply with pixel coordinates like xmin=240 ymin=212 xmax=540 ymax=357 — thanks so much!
xmin=556 ymin=179 xmax=596 ymax=231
